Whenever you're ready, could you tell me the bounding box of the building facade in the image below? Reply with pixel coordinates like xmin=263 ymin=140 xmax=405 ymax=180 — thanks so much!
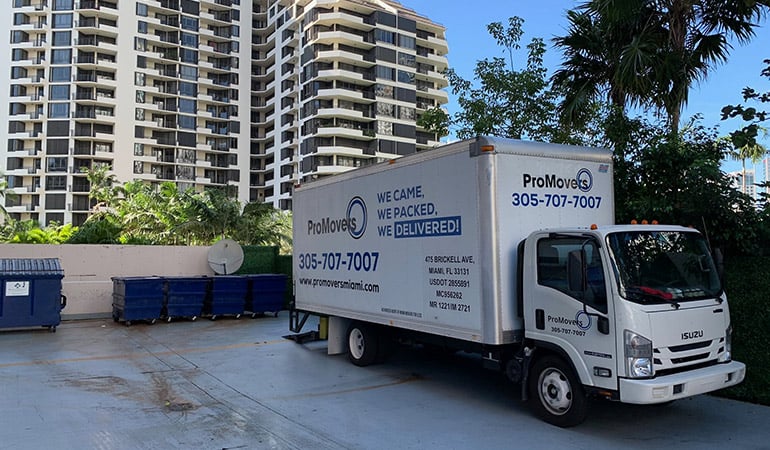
xmin=4 ymin=0 xmax=448 ymax=225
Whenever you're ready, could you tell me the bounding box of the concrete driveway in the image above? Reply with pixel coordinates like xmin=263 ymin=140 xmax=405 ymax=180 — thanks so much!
xmin=1 ymin=316 xmax=767 ymax=449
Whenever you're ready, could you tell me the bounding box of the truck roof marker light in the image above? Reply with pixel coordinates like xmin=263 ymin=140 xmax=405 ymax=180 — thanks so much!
xmin=389 ymin=159 xmax=396 ymax=165
xmin=641 ymin=220 xmax=649 ymax=225
xmin=631 ymin=219 xmax=638 ymax=224
xmin=651 ymin=220 xmax=659 ymax=225
xmin=480 ymin=145 xmax=495 ymax=152
xmin=590 ymin=224 xmax=598 ymax=230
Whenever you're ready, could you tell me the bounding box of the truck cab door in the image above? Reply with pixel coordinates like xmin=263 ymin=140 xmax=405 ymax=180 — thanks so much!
xmin=524 ymin=234 xmax=618 ymax=392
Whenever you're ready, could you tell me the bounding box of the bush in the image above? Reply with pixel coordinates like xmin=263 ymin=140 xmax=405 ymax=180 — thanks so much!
xmin=720 ymin=256 xmax=770 ymax=405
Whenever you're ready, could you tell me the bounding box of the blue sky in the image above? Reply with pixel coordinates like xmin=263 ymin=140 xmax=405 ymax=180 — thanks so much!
xmin=403 ymin=0 xmax=770 ymax=173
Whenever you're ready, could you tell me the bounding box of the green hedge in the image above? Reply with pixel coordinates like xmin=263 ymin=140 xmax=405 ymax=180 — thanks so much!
xmin=720 ymin=256 xmax=770 ymax=405
xmin=236 ymin=246 xmax=293 ymax=309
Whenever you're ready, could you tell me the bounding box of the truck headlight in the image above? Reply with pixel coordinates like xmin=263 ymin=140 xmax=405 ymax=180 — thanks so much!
xmin=719 ymin=325 xmax=733 ymax=363
xmin=625 ymin=330 xmax=653 ymax=378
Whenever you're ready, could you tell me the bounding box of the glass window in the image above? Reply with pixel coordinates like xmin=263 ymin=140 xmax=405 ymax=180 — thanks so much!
xmin=179 ymin=98 xmax=196 ymax=113
xmin=180 ymin=32 xmax=198 ymax=48
xmin=12 ymin=30 xmax=29 ymax=43
xmin=48 ymin=103 xmax=70 ymax=118
xmin=51 ymin=49 xmax=72 ymax=65
xmin=179 ymin=81 xmax=197 ymax=97
xmin=134 ymin=143 xmax=144 ymax=156
xmin=134 ymin=72 xmax=145 ymax=86
xmin=135 ymin=37 xmax=147 ymax=51
xmin=11 ymin=67 xmax=27 ymax=79
xmin=181 ymin=16 xmax=198 ymax=31
xmin=375 ymin=29 xmax=395 ymax=44
xmin=179 ymin=65 xmax=198 ymax=81
xmin=53 ymin=0 xmax=73 ymax=10
xmin=135 ymin=108 xmax=144 ymax=121
xmin=178 ymin=115 xmax=196 ymax=130
xmin=136 ymin=3 xmax=148 ymax=16
xmin=50 ymin=67 xmax=71 ymax=82
xmin=537 ymin=237 xmax=607 ymax=313
xmin=52 ymin=31 xmax=71 ymax=47
xmin=180 ymin=49 xmax=198 ymax=63
xmin=399 ymin=106 xmax=415 ymax=120
xmin=138 ymin=21 xmax=147 ymax=34
xmin=10 ymin=85 xmax=27 ymax=97
xmin=12 ymin=49 xmax=28 ymax=61
xmin=397 ymin=70 xmax=414 ymax=84
xmin=399 ymin=35 xmax=416 ymax=49
xmin=398 ymin=52 xmax=415 ymax=67
xmin=52 ymin=13 xmax=73 ymax=29
xmin=14 ymin=13 xmax=29 ymax=26
xmin=376 ymin=66 xmax=395 ymax=81
xmin=136 ymin=90 xmax=145 ymax=103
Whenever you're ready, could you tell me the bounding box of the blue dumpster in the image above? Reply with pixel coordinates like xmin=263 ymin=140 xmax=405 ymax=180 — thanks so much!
xmin=0 ymin=258 xmax=66 ymax=332
xmin=111 ymin=276 xmax=164 ymax=326
xmin=245 ymin=274 xmax=287 ymax=317
xmin=205 ymin=275 xmax=248 ymax=320
xmin=163 ymin=276 xmax=209 ymax=322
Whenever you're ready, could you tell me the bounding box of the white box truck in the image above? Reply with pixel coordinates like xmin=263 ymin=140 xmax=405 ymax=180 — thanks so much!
xmin=290 ymin=136 xmax=745 ymax=427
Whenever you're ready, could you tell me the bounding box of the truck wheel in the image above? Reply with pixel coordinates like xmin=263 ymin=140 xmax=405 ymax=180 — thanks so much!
xmin=528 ymin=356 xmax=587 ymax=427
xmin=347 ymin=323 xmax=379 ymax=367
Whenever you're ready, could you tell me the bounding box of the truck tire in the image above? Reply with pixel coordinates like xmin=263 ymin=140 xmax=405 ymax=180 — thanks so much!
xmin=528 ymin=356 xmax=588 ymax=427
xmin=347 ymin=322 xmax=379 ymax=367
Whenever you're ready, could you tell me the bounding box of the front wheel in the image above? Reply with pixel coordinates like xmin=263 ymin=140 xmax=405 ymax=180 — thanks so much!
xmin=347 ymin=322 xmax=379 ymax=367
xmin=528 ymin=356 xmax=587 ymax=427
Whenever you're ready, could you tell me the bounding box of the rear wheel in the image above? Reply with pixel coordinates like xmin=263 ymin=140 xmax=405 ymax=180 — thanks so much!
xmin=528 ymin=356 xmax=587 ymax=427
xmin=347 ymin=322 xmax=379 ymax=366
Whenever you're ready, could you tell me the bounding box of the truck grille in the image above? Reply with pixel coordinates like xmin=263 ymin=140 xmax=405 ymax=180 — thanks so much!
xmin=653 ymin=337 xmax=724 ymax=374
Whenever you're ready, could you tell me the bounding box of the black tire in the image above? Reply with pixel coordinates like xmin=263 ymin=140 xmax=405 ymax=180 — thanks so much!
xmin=347 ymin=322 xmax=379 ymax=367
xmin=528 ymin=356 xmax=588 ymax=427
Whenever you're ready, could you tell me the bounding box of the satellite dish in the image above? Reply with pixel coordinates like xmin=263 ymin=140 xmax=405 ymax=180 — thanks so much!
xmin=207 ymin=239 xmax=244 ymax=275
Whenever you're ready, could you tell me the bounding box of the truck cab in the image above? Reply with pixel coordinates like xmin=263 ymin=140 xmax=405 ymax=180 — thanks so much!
xmin=522 ymin=224 xmax=746 ymax=426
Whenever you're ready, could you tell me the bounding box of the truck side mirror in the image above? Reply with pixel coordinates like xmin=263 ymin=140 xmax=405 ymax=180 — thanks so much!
xmin=567 ymin=249 xmax=586 ymax=292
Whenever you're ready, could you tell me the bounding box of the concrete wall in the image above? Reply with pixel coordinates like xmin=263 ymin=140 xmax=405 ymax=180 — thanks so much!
xmin=1 ymin=245 xmax=214 ymax=319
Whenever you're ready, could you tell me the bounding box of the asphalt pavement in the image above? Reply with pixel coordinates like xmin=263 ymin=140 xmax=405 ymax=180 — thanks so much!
xmin=1 ymin=315 xmax=768 ymax=450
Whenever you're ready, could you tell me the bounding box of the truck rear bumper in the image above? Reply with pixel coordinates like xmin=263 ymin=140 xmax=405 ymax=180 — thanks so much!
xmin=619 ymin=361 xmax=746 ymax=404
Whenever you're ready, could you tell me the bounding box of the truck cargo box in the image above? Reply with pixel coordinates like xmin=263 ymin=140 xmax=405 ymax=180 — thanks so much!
xmin=293 ymin=137 xmax=614 ymax=345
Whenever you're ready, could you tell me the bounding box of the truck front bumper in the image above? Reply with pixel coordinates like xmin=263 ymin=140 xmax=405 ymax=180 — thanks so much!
xmin=619 ymin=361 xmax=746 ymax=404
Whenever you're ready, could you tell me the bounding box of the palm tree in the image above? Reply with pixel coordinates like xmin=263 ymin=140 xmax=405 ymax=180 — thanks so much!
xmin=554 ymin=0 xmax=770 ymax=134
xmin=728 ymin=126 xmax=768 ymax=196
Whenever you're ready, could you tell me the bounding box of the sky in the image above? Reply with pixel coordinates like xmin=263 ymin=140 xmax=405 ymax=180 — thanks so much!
xmin=402 ymin=0 xmax=770 ymax=174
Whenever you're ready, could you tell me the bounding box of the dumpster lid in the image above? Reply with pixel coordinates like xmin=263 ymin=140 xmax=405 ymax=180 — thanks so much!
xmin=0 ymin=258 xmax=63 ymax=276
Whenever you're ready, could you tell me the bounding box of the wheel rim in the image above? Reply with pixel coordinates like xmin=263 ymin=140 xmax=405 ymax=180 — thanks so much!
xmin=538 ymin=367 xmax=572 ymax=416
xmin=349 ymin=328 xmax=365 ymax=360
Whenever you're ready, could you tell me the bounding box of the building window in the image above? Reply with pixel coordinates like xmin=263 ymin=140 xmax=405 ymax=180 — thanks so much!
xmin=52 ymin=0 xmax=73 ymax=10
xmin=399 ymin=35 xmax=416 ymax=49
xmin=134 ymin=72 xmax=145 ymax=86
xmin=49 ymin=103 xmax=70 ymax=118
xmin=135 ymin=37 xmax=147 ymax=51
xmin=375 ymin=84 xmax=394 ymax=98
xmin=134 ymin=161 xmax=144 ymax=174
xmin=47 ymin=157 xmax=68 ymax=172
xmin=376 ymin=102 xmax=395 ymax=117
xmin=179 ymin=98 xmax=196 ymax=113
xmin=376 ymin=66 xmax=395 ymax=81
xmin=52 ymin=31 xmax=71 ymax=47
xmin=180 ymin=48 xmax=198 ymax=63
xmin=399 ymin=106 xmax=416 ymax=120
xmin=180 ymin=32 xmax=198 ymax=48
xmin=179 ymin=82 xmax=197 ymax=97
xmin=135 ymin=108 xmax=144 ymax=121
xmin=377 ymin=120 xmax=393 ymax=136
xmin=397 ymin=70 xmax=414 ymax=84
xmin=45 ymin=176 xmax=67 ymax=190
xmin=134 ymin=143 xmax=144 ymax=156
xmin=178 ymin=115 xmax=196 ymax=130
xmin=398 ymin=52 xmax=416 ymax=67
xmin=50 ymin=67 xmax=71 ymax=82
xmin=11 ymin=30 xmax=29 ymax=43
xmin=14 ymin=13 xmax=29 ymax=26
xmin=136 ymin=90 xmax=145 ymax=103
xmin=138 ymin=21 xmax=148 ymax=34
xmin=10 ymin=85 xmax=27 ymax=97
xmin=51 ymin=49 xmax=72 ymax=65
xmin=179 ymin=64 xmax=198 ymax=81
xmin=375 ymin=29 xmax=395 ymax=45
xmin=181 ymin=16 xmax=198 ymax=31
xmin=136 ymin=3 xmax=148 ymax=16
xmin=12 ymin=49 xmax=28 ymax=61
xmin=52 ymin=13 xmax=73 ymax=29
xmin=11 ymin=67 xmax=27 ymax=79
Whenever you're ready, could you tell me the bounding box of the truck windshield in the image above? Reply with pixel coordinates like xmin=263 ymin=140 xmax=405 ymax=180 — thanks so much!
xmin=607 ymin=231 xmax=722 ymax=304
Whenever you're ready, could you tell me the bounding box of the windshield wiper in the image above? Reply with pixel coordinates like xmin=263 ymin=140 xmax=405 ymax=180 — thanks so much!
xmin=625 ymin=286 xmax=681 ymax=309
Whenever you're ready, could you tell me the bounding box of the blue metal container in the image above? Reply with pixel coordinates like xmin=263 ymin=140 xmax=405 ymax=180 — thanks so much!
xmin=0 ymin=258 xmax=65 ymax=332
xmin=245 ymin=274 xmax=287 ymax=317
xmin=163 ymin=276 xmax=209 ymax=321
xmin=111 ymin=276 xmax=164 ymax=326
xmin=205 ymin=275 xmax=248 ymax=319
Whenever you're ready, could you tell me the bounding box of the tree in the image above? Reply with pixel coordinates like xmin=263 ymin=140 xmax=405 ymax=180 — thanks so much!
xmin=554 ymin=0 xmax=770 ymax=134
xmin=444 ymin=17 xmax=564 ymax=141
xmin=416 ymin=106 xmax=450 ymax=141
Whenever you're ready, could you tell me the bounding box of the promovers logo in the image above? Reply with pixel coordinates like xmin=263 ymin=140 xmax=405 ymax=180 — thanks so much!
xmin=307 ymin=196 xmax=367 ymax=239
xmin=523 ymin=168 xmax=594 ymax=192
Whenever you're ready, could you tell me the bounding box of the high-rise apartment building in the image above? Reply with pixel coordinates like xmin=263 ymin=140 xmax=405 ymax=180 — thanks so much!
xmin=4 ymin=0 xmax=448 ymax=225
